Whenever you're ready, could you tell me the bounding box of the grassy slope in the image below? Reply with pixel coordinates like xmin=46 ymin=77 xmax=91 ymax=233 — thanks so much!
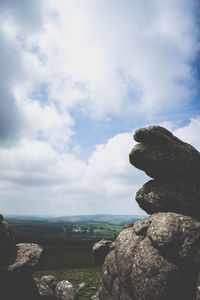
xmin=6 ymin=216 xmax=145 ymax=299
xmin=7 ymin=220 xmax=123 ymax=240
xmin=34 ymin=239 xmax=100 ymax=300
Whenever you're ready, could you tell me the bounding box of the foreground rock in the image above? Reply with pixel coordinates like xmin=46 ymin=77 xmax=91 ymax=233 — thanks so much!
xmin=91 ymin=295 xmax=99 ymax=300
xmin=35 ymin=275 xmax=57 ymax=297
xmin=0 ymin=214 xmax=44 ymax=300
xmin=35 ymin=276 xmax=78 ymax=300
xmin=0 ymin=243 xmax=43 ymax=300
xmin=0 ymin=214 xmax=78 ymax=300
xmin=95 ymin=126 xmax=200 ymax=299
xmin=96 ymin=213 xmax=200 ymax=300
xmin=6 ymin=243 xmax=43 ymax=273
xmin=76 ymin=282 xmax=86 ymax=293
xmin=129 ymin=125 xmax=200 ymax=182
xmin=136 ymin=179 xmax=200 ymax=219
xmin=93 ymin=239 xmax=114 ymax=265
xmin=55 ymin=280 xmax=77 ymax=300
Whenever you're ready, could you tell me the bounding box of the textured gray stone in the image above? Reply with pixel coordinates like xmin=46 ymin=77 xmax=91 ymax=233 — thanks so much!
xmin=35 ymin=275 xmax=57 ymax=297
xmin=129 ymin=125 xmax=200 ymax=181
xmin=98 ymin=250 xmax=132 ymax=300
xmin=55 ymin=280 xmax=77 ymax=300
xmin=136 ymin=179 xmax=200 ymax=219
xmin=95 ymin=125 xmax=200 ymax=299
xmin=0 ymin=214 xmax=43 ymax=299
xmin=93 ymin=239 xmax=114 ymax=265
xmin=5 ymin=243 xmax=43 ymax=273
xmin=76 ymin=282 xmax=86 ymax=293
xmin=91 ymin=295 xmax=99 ymax=300
xmin=97 ymin=213 xmax=200 ymax=300
xmin=146 ymin=213 xmax=200 ymax=262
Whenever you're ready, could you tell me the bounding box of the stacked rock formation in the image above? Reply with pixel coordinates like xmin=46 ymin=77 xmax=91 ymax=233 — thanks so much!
xmin=130 ymin=125 xmax=200 ymax=218
xmin=94 ymin=126 xmax=200 ymax=300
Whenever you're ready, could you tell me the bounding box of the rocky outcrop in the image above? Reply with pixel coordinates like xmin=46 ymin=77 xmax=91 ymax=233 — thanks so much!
xmin=95 ymin=125 xmax=200 ymax=300
xmin=0 ymin=214 xmax=77 ymax=300
xmin=35 ymin=276 xmax=78 ymax=300
xmin=34 ymin=275 xmax=57 ymax=297
xmin=93 ymin=239 xmax=114 ymax=265
xmin=91 ymin=295 xmax=99 ymax=300
xmin=136 ymin=179 xmax=200 ymax=218
xmin=129 ymin=125 xmax=200 ymax=182
xmin=55 ymin=280 xmax=77 ymax=300
xmin=6 ymin=243 xmax=43 ymax=272
xmin=0 ymin=215 xmax=43 ymax=300
xmin=115 ymin=213 xmax=199 ymax=299
xmin=130 ymin=126 xmax=200 ymax=219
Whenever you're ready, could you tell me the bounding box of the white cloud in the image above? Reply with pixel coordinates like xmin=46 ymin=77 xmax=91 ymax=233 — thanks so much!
xmin=21 ymin=100 xmax=74 ymax=150
xmin=1 ymin=116 xmax=200 ymax=216
xmin=174 ymin=117 xmax=200 ymax=151
xmin=0 ymin=1 xmax=200 ymax=216
xmin=159 ymin=117 xmax=200 ymax=151
xmin=0 ymin=0 xmax=199 ymax=142
xmin=0 ymin=0 xmax=46 ymax=33
xmin=52 ymin=0 xmax=198 ymax=117
xmin=9 ymin=0 xmax=198 ymax=119
xmin=0 ymin=132 xmax=148 ymax=215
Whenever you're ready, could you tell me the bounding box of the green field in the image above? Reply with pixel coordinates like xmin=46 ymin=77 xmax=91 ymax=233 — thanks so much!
xmin=6 ymin=216 xmax=144 ymax=299
xmin=7 ymin=220 xmax=126 ymax=241
xmin=7 ymin=220 xmax=121 ymax=299
xmin=33 ymin=239 xmax=100 ymax=300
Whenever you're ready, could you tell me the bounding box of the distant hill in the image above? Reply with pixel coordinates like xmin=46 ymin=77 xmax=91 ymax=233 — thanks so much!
xmin=5 ymin=214 xmax=146 ymax=225
xmin=55 ymin=214 xmax=146 ymax=225
xmin=5 ymin=214 xmax=147 ymax=241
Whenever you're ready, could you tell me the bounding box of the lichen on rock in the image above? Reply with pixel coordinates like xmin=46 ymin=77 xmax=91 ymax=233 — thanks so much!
xmin=95 ymin=125 xmax=200 ymax=300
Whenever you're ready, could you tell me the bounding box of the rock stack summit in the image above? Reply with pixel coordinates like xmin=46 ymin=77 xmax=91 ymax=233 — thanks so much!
xmin=94 ymin=125 xmax=200 ymax=300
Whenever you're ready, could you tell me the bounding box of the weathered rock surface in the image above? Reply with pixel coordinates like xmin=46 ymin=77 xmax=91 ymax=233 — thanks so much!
xmin=97 ymin=213 xmax=200 ymax=300
xmin=5 ymin=243 xmax=43 ymax=273
xmin=97 ymin=250 xmax=132 ymax=300
xmin=76 ymin=282 xmax=86 ymax=293
xmin=93 ymin=239 xmax=114 ymax=265
xmin=0 ymin=242 xmax=43 ymax=300
xmin=34 ymin=276 xmax=79 ymax=300
xmin=0 ymin=214 xmax=44 ymax=300
xmin=91 ymin=295 xmax=99 ymax=300
xmin=95 ymin=126 xmax=200 ymax=299
xmin=0 ymin=215 xmax=43 ymax=274
xmin=55 ymin=280 xmax=77 ymax=300
xmin=129 ymin=125 xmax=200 ymax=181
xmin=39 ymin=274 xmax=57 ymax=288
xmin=0 ymin=214 xmax=78 ymax=300
xmin=35 ymin=275 xmax=57 ymax=297
xmin=136 ymin=179 xmax=200 ymax=219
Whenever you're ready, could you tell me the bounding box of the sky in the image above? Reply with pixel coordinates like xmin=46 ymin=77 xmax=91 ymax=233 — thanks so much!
xmin=0 ymin=0 xmax=200 ymax=216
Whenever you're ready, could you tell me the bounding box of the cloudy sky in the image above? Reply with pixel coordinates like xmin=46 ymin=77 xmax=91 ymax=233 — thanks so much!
xmin=0 ymin=0 xmax=200 ymax=216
